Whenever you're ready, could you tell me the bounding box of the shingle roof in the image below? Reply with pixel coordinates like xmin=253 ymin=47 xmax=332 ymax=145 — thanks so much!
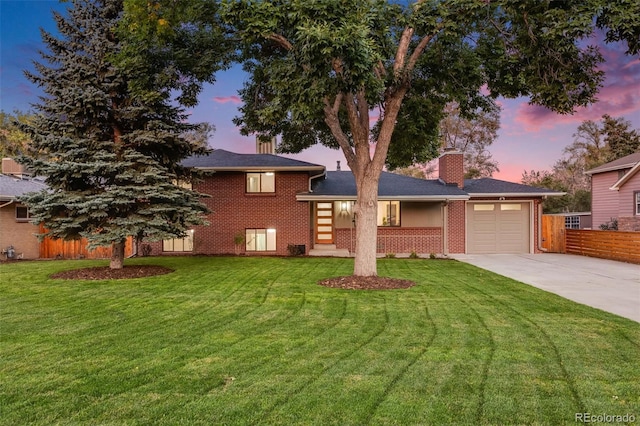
xmin=463 ymin=178 xmax=564 ymax=196
xmin=0 ymin=174 xmax=47 ymax=200
xmin=182 ymin=149 xmax=325 ymax=170
xmin=585 ymin=151 xmax=640 ymax=175
xmin=299 ymin=171 xmax=469 ymax=200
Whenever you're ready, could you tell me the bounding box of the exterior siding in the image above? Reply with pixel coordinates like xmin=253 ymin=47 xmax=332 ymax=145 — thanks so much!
xmin=617 ymin=171 xmax=640 ymax=217
xmin=0 ymin=203 xmax=40 ymax=260
xmin=591 ymin=171 xmax=621 ymax=228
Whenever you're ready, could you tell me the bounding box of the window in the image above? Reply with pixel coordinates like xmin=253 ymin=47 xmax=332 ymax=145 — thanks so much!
xmin=246 ymin=172 xmax=275 ymax=193
xmin=565 ymin=216 xmax=580 ymax=229
xmin=15 ymin=206 xmax=31 ymax=222
xmin=500 ymin=204 xmax=522 ymax=211
xmin=473 ymin=204 xmax=495 ymax=211
xmin=163 ymin=231 xmax=194 ymax=252
xmin=378 ymin=201 xmax=400 ymax=226
xmin=635 ymin=192 xmax=640 ymax=216
xmin=246 ymin=229 xmax=276 ymax=251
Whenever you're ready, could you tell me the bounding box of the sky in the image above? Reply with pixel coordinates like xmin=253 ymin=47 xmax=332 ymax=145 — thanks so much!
xmin=1 ymin=1 xmax=639 ymax=183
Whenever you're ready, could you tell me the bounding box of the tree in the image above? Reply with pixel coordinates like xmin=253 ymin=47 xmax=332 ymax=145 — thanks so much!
xmin=216 ymin=0 xmax=610 ymax=277
xmin=0 ymin=111 xmax=35 ymax=158
xmin=601 ymin=115 xmax=640 ymax=160
xmin=18 ymin=0 xmax=214 ymax=269
xmin=522 ymin=114 xmax=639 ymax=214
xmin=438 ymin=102 xmax=500 ymax=178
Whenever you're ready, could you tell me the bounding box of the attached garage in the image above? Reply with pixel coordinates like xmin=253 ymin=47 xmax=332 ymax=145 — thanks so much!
xmin=466 ymin=202 xmax=531 ymax=254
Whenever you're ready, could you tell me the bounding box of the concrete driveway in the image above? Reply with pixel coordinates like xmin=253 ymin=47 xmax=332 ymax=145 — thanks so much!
xmin=451 ymin=253 xmax=640 ymax=323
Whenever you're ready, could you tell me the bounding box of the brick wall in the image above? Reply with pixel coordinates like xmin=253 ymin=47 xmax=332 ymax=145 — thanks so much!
xmin=147 ymin=171 xmax=312 ymax=256
xmin=335 ymin=227 xmax=443 ymax=254
xmin=447 ymin=200 xmax=466 ymax=253
xmin=619 ymin=216 xmax=640 ymax=232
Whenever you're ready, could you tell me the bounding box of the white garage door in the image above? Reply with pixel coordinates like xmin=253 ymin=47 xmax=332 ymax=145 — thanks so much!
xmin=467 ymin=202 xmax=530 ymax=254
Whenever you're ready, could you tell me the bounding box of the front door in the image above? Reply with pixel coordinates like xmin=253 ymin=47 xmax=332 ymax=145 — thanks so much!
xmin=315 ymin=202 xmax=334 ymax=244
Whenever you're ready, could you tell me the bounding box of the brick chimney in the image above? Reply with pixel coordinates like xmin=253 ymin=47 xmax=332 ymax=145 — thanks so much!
xmin=2 ymin=158 xmax=26 ymax=176
xmin=438 ymin=149 xmax=464 ymax=188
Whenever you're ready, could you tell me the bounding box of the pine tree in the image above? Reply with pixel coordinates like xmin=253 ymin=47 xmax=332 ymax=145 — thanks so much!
xmin=19 ymin=0 xmax=210 ymax=269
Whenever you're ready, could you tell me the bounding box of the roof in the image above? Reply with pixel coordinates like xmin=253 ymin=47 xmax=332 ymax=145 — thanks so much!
xmin=463 ymin=178 xmax=565 ymax=197
xmin=182 ymin=149 xmax=325 ymax=171
xmin=0 ymin=174 xmax=47 ymax=201
xmin=585 ymin=151 xmax=640 ymax=175
xmin=297 ymin=171 xmax=470 ymax=201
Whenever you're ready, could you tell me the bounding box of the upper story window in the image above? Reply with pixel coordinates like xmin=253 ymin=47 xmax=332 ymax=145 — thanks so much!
xmin=378 ymin=201 xmax=400 ymax=227
xmin=635 ymin=192 xmax=640 ymax=216
xmin=15 ymin=206 xmax=31 ymax=222
xmin=246 ymin=172 xmax=275 ymax=193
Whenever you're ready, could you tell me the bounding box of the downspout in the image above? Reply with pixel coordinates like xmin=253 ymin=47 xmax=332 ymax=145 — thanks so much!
xmin=537 ymin=201 xmax=547 ymax=252
xmin=308 ymin=169 xmax=326 ymax=192
xmin=442 ymin=200 xmax=449 ymax=255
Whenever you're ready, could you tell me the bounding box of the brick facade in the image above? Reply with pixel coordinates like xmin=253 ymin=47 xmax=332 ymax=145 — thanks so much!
xmin=619 ymin=216 xmax=640 ymax=232
xmin=446 ymin=200 xmax=466 ymax=253
xmin=335 ymin=226 xmax=443 ymax=254
xmin=147 ymin=171 xmax=312 ymax=256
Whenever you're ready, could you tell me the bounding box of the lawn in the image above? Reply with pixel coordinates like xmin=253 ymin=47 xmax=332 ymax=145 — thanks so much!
xmin=1 ymin=256 xmax=638 ymax=425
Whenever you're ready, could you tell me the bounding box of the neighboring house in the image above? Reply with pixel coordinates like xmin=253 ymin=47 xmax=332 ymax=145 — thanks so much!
xmin=147 ymin=149 xmax=562 ymax=257
xmin=585 ymin=152 xmax=640 ymax=231
xmin=0 ymin=159 xmax=45 ymax=260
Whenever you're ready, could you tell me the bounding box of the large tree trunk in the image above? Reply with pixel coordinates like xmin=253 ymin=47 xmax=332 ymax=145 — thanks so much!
xmin=110 ymin=240 xmax=125 ymax=269
xmin=353 ymin=174 xmax=379 ymax=276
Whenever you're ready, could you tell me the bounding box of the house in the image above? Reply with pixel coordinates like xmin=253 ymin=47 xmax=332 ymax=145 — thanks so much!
xmin=146 ymin=149 xmax=561 ymax=257
xmin=585 ymin=152 xmax=640 ymax=231
xmin=0 ymin=158 xmax=45 ymax=260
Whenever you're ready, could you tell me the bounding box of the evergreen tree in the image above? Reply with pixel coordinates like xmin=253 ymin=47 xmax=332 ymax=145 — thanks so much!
xmin=19 ymin=0 xmax=210 ymax=269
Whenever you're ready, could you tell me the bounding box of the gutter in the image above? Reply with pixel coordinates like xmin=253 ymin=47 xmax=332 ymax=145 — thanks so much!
xmin=0 ymin=199 xmax=14 ymax=209
xmin=308 ymin=170 xmax=326 ymax=192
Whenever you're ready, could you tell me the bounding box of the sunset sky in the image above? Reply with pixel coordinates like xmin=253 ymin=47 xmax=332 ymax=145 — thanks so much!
xmin=1 ymin=0 xmax=639 ymax=183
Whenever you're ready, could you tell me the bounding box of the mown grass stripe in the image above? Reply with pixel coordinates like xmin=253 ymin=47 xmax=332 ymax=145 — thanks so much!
xmin=1 ymin=257 xmax=638 ymax=426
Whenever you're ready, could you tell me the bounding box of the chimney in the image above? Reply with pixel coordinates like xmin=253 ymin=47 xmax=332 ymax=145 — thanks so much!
xmin=2 ymin=158 xmax=26 ymax=177
xmin=256 ymin=135 xmax=276 ymax=154
xmin=438 ymin=149 xmax=464 ymax=188
xmin=336 ymin=160 xmax=341 ymax=171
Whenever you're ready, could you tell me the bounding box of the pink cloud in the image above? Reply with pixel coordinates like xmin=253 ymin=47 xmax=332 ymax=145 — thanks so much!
xmin=513 ymin=44 xmax=640 ymax=132
xmin=212 ymin=95 xmax=241 ymax=104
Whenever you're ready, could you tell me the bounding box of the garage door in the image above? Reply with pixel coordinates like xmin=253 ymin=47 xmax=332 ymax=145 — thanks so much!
xmin=467 ymin=202 xmax=530 ymax=253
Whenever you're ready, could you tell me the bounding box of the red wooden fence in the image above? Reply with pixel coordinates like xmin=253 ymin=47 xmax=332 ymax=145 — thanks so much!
xmin=565 ymin=229 xmax=640 ymax=264
xmin=39 ymin=225 xmax=134 ymax=259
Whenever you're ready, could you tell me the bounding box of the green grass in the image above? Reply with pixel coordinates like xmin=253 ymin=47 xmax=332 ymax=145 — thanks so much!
xmin=1 ymin=257 xmax=638 ymax=425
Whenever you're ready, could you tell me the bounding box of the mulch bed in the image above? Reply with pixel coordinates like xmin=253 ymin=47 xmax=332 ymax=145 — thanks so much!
xmin=318 ymin=275 xmax=416 ymax=290
xmin=51 ymin=265 xmax=174 ymax=280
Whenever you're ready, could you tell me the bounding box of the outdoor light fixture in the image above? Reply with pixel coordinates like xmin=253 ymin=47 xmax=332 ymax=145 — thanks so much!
xmin=340 ymin=201 xmax=349 ymax=213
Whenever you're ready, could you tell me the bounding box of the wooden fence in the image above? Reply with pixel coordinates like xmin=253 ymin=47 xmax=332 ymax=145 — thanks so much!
xmin=39 ymin=225 xmax=134 ymax=259
xmin=541 ymin=215 xmax=566 ymax=253
xmin=565 ymin=229 xmax=640 ymax=264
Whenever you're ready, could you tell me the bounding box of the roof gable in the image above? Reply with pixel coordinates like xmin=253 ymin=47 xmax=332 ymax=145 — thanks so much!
xmin=610 ymin=160 xmax=640 ymax=190
xmin=182 ymin=149 xmax=325 ymax=171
